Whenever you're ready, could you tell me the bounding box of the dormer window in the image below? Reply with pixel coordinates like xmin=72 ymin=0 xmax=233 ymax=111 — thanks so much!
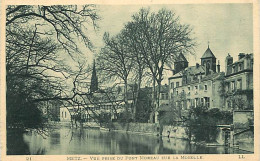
xmin=239 ymin=64 xmax=242 ymax=71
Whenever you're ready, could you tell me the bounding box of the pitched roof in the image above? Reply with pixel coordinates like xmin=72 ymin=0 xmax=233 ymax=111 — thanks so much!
xmin=201 ymin=72 xmax=225 ymax=81
xmin=201 ymin=47 xmax=216 ymax=59
xmin=176 ymin=52 xmax=188 ymax=62
xmin=185 ymin=65 xmax=205 ymax=75
xmin=169 ymin=65 xmax=205 ymax=78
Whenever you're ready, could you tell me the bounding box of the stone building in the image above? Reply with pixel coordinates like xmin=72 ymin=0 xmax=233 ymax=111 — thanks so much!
xmin=168 ymin=46 xmax=254 ymax=113
xmin=168 ymin=46 xmax=225 ymax=116
xmin=224 ymin=53 xmax=254 ymax=110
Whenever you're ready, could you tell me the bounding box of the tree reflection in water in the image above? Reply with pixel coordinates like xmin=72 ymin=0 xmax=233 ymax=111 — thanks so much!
xmin=7 ymin=127 xmax=252 ymax=155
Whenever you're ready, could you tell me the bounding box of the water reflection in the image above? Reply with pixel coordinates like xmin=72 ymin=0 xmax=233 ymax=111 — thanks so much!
xmin=7 ymin=128 xmax=252 ymax=155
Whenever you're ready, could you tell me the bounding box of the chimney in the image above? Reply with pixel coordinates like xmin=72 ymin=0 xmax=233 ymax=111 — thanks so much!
xmin=225 ymin=53 xmax=233 ymax=74
xmin=199 ymin=72 xmax=202 ymax=83
xmin=196 ymin=63 xmax=200 ymax=68
xmin=239 ymin=53 xmax=245 ymax=60
xmin=217 ymin=60 xmax=220 ymax=73
xmin=172 ymin=70 xmax=175 ymax=75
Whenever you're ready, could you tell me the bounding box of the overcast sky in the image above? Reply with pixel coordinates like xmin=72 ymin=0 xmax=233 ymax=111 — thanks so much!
xmin=85 ymin=3 xmax=253 ymax=84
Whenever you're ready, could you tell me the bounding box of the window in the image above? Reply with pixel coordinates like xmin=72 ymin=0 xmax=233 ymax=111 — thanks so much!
xmin=239 ymin=64 xmax=242 ymax=71
xmin=166 ymin=93 xmax=168 ymax=100
xmin=181 ymin=101 xmax=184 ymax=110
xmin=195 ymin=86 xmax=198 ymax=90
xmin=201 ymin=98 xmax=204 ymax=106
xmin=171 ymin=82 xmax=174 ymax=89
xmin=227 ymin=82 xmax=230 ymax=92
xmin=176 ymin=82 xmax=179 ymax=87
xmin=187 ymin=99 xmax=191 ymax=109
xmin=232 ymin=66 xmax=236 ymax=73
xmin=65 ymin=111 xmax=66 ymax=118
xmin=161 ymin=93 xmax=165 ymax=99
xmin=204 ymin=85 xmax=208 ymax=91
xmin=62 ymin=111 xmax=63 ymax=118
xmin=195 ymin=98 xmax=199 ymax=107
xmin=176 ymin=90 xmax=178 ymax=95
xmin=231 ymin=81 xmax=236 ymax=91
xmin=237 ymin=79 xmax=242 ymax=90
xmin=188 ymin=87 xmax=190 ymax=91
xmin=193 ymin=75 xmax=197 ymax=80
xmin=205 ymin=97 xmax=210 ymax=108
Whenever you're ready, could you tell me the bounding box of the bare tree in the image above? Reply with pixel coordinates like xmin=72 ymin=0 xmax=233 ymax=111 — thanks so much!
xmin=6 ymin=5 xmax=99 ymax=55
xmin=96 ymin=32 xmax=134 ymax=112
xmin=121 ymin=27 xmax=149 ymax=121
xmin=6 ymin=5 xmax=99 ymax=132
xmin=121 ymin=8 xmax=196 ymax=122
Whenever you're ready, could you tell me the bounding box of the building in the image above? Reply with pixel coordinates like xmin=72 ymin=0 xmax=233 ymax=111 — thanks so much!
xmin=168 ymin=46 xmax=225 ymax=116
xmin=224 ymin=53 xmax=254 ymax=110
xmin=60 ymin=84 xmax=153 ymax=123
xmin=60 ymin=86 xmax=129 ymax=122
xmin=60 ymin=101 xmax=125 ymax=122
xmin=151 ymin=84 xmax=169 ymax=123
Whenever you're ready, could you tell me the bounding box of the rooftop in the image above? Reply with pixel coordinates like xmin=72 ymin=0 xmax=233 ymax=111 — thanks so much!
xmin=201 ymin=46 xmax=216 ymax=59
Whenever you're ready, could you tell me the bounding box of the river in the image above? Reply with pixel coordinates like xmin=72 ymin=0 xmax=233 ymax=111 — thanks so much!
xmin=7 ymin=127 xmax=252 ymax=155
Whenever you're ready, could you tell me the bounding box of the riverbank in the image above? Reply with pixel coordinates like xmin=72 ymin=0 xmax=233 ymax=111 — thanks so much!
xmin=49 ymin=121 xmax=253 ymax=153
xmin=8 ymin=126 xmax=251 ymax=154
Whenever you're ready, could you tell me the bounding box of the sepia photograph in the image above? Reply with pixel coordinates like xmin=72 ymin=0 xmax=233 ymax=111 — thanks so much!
xmin=1 ymin=0 xmax=259 ymax=160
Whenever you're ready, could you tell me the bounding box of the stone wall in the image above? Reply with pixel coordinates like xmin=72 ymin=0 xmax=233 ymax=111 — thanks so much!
xmin=234 ymin=130 xmax=254 ymax=152
xmin=161 ymin=125 xmax=188 ymax=139
xmin=111 ymin=122 xmax=160 ymax=135
xmin=233 ymin=110 xmax=254 ymax=152
xmin=233 ymin=110 xmax=253 ymax=129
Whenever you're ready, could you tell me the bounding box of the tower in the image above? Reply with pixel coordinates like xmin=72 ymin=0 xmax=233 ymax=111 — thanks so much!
xmin=90 ymin=60 xmax=98 ymax=92
xmin=174 ymin=52 xmax=189 ymax=74
xmin=201 ymin=44 xmax=216 ymax=74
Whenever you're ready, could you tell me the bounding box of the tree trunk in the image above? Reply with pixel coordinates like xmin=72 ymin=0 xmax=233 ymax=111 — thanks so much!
xmin=150 ymin=77 xmax=156 ymax=123
xmin=124 ymin=79 xmax=128 ymax=112
xmin=133 ymin=72 xmax=142 ymax=122
xmin=155 ymin=79 xmax=162 ymax=123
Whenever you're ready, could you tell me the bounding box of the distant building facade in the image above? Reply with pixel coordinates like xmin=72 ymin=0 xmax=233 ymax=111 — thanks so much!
xmin=168 ymin=46 xmax=225 ymax=115
xmin=168 ymin=46 xmax=254 ymax=114
xmin=224 ymin=53 xmax=254 ymax=110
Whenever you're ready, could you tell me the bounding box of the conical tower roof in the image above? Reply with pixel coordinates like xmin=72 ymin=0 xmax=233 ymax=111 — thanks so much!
xmin=201 ymin=46 xmax=216 ymax=59
xmin=90 ymin=59 xmax=98 ymax=92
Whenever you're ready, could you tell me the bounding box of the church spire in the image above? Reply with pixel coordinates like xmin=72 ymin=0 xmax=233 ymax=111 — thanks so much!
xmin=90 ymin=59 xmax=98 ymax=92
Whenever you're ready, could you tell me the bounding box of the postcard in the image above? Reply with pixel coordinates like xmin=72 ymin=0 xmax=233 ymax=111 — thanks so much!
xmin=0 ymin=0 xmax=259 ymax=161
